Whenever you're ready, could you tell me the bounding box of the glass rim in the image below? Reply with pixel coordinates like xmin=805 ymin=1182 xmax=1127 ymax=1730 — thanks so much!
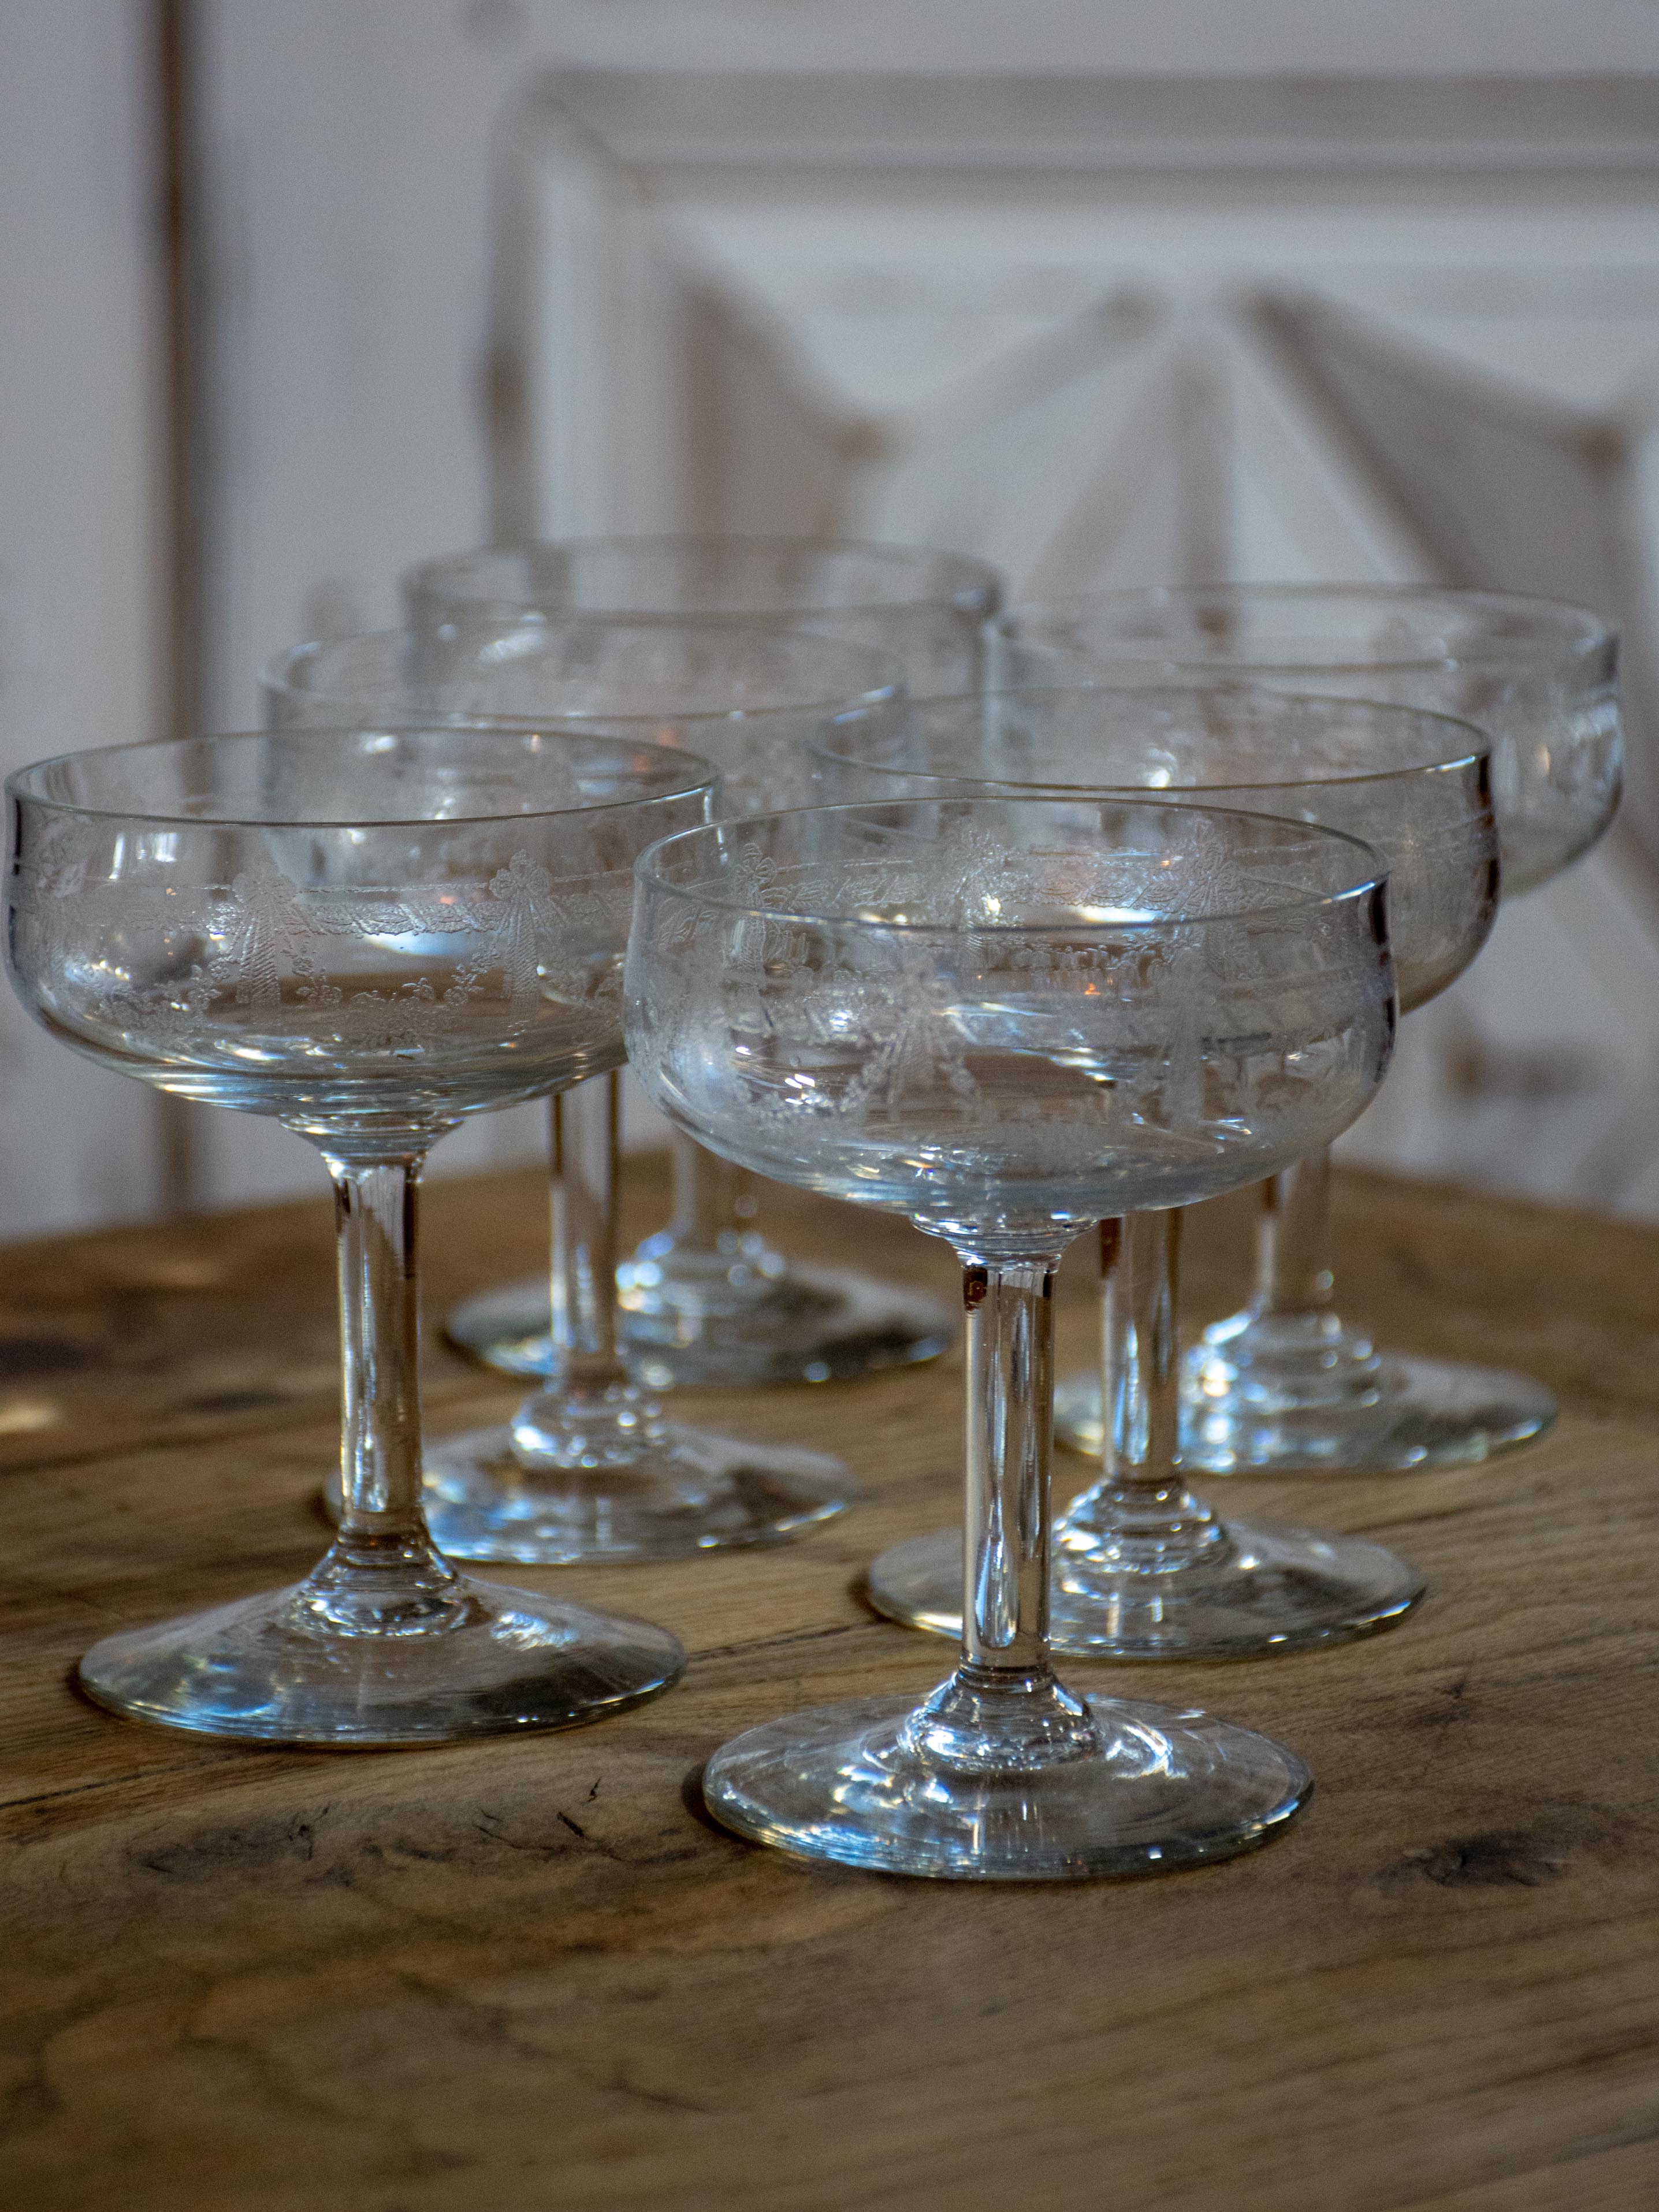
xmin=821 ymin=683 xmax=1490 ymax=794
xmin=635 ymin=795 xmax=1389 ymax=938
xmin=5 ymin=725 xmax=720 ymax=833
xmin=260 ymin=623 xmax=907 ymax=726
xmin=996 ymin=582 xmax=1616 ymax=669
xmin=402 ymin=534 xmax=1005 ymax=618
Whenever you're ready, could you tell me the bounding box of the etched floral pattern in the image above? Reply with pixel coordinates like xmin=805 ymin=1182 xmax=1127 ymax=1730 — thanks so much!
xmin=13 ymin=846 xmax=616 ymax=1051
xmin=486 ymin=852 xmax=561 ymax=1001
xmin=627 ymin=807 xmax=1396 ymax=1251
xmin=652 ymin=819 xmax=1345 ymax=1150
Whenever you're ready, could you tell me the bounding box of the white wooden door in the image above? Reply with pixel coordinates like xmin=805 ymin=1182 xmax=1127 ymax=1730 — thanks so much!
xmin=12 ymin=0 xmax=1659 ymax=1233
xmin=0 ymin=0 xmax=168 ymax=1237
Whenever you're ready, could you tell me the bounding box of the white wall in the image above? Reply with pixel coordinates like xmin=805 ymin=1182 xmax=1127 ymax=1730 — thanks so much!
xmin=188 ymin=0 xmax=1659 ymax=743
xmin=0 ymin=0 xmax=168 ymax=1236
xmin=10 ymin=0 xmax=1659 ymax=1230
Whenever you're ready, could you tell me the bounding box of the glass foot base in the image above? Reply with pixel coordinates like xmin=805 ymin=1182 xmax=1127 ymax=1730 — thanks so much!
xmin=1182 ymin=1349 xmax=1557 ymax=1473
xmin=703 ymin=1691 xmax=1311 ymax=1879
xmin=865 ymin=1520 xmax=1424 ymax=1659
xmin=421 ymin=1423 xmax=860 ymax=1563
xmin=447 ymin=1268 xmax=955 ymax=1387
xmin=1052 ymin=1355 xmax=1557 ymax=1472
xmin=623 ymin=1261 xmax=957 ymax=1388
xmin=444 ymin=1277 xmax=589 ymax=1381
xmin=77 ymin=1576 xmax=686 ymax=1746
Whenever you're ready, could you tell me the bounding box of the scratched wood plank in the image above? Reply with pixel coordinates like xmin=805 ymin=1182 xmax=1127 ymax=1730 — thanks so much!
xmin=0 ymin=1153 xmax=969 ymax=1477
xmin=0 ymin=1164 xmax=1655 ymax=2212
xmin=4 ymin=1158 xmax=1659 ymax=1481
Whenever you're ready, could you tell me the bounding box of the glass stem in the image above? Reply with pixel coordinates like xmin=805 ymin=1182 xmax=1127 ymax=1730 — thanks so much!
xmin=512 ymin=1076 xmax=666 ymax=1469
xmin=907 ymin=1253 xmax=1101 ymax=1769
xmin=615 ymin=1131 xmax=783 ymax=1334
xmin=1057 ymin=1214 xmax=1220 ymax=1568
xmin=308 ymin=1146 xmax=463 ymax=1631
xmin=959 ymin=1259 xmax=1057 ymax=1679
xmin=1252 ymin=1147 xmax=1336 ymax=1319
xmin=550 ymin=1073 xmax=626 ymax=1398
xmin=671 ymin=1130 xmax=745 ymax=1255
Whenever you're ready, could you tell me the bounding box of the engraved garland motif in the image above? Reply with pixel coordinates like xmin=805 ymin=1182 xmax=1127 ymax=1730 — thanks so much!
xmin=12 ymin=847 xmax=615 ymax=1051
xmin=648 ymin=820 xmax=1363 ymax=1153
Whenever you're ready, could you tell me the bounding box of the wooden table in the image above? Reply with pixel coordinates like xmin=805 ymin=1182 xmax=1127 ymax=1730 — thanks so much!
xmin=1 ymin=1157 xmax=1656 ymax=2211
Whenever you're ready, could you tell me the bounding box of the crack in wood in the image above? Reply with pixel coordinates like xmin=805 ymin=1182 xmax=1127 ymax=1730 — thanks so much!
xmin=687 ymin=1620 xmax=879 ymax=1663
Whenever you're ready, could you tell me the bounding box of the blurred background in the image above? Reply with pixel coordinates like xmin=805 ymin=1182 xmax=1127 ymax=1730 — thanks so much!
xmin=8 ymin=0 xmax=1659 ymax=1237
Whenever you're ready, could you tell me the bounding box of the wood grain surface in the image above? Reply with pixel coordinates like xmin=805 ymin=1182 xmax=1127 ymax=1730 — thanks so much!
xmin=0 ymin=1157 xmax=1655 ymax=2212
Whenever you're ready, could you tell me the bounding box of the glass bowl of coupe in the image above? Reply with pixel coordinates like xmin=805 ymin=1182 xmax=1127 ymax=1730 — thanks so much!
xmin=399 ymin=536 xmax=1003 ymax=1395
xmin=810 ymin=682 xmax=1494 ymax=1657
xmin=5 ymin=724 xmax=715 ymax=1742
xmin=989 ymin=587 xmax=1618 ymax=1474
xmin=626 ymin=794 xmax=1397 ymax=1876
xmin=264 ymin=619 xmax=912 ymax=1563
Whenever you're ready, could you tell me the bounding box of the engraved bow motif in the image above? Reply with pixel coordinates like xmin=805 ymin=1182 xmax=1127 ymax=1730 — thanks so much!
xmin=486 ymin=852 xmax=562 ymax=1002
xmin=218 ymin=864 xmax=322 ymax=1007
xmin=20 ymin=847 xmax=607 ymax=1042
xmin=206 ymin=853 xmax=586 ymax=1013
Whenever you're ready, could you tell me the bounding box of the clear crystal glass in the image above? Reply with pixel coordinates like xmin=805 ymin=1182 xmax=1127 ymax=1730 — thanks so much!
xmin=403 ymin=536 xmax=1004 ymax=695
xmin=992 ymin=589 xmax=1620 ymax=1471
xmin=5 ymin=726 xmax=711 ymax=1742
xmin=625 ymin=795 xmax=1397 ymax=1878
xmin=263 ymin=620 xmax=918 ymax=1560
xmin=814 ymin=683 xmax=1489 ymax=1655
xmin=400 ymin=537 xmax=1004 ymax=1389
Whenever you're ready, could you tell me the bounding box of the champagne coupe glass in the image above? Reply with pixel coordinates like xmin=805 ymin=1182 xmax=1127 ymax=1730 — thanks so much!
xmin=265 ymin=621 xmax=905 ymax=1562
xmin=5 ymin=725 xmax=712 ymax=1743
xmin=403 ymin=537 xmax=1002 ymax=1389
xmin=992 ymin=588 xmax=1620 ymax=1471
xmin=626 ymin=795 xmax=1396 ymax=1878
xmin=813 ymin=686 xmax=1493 ymax=1657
